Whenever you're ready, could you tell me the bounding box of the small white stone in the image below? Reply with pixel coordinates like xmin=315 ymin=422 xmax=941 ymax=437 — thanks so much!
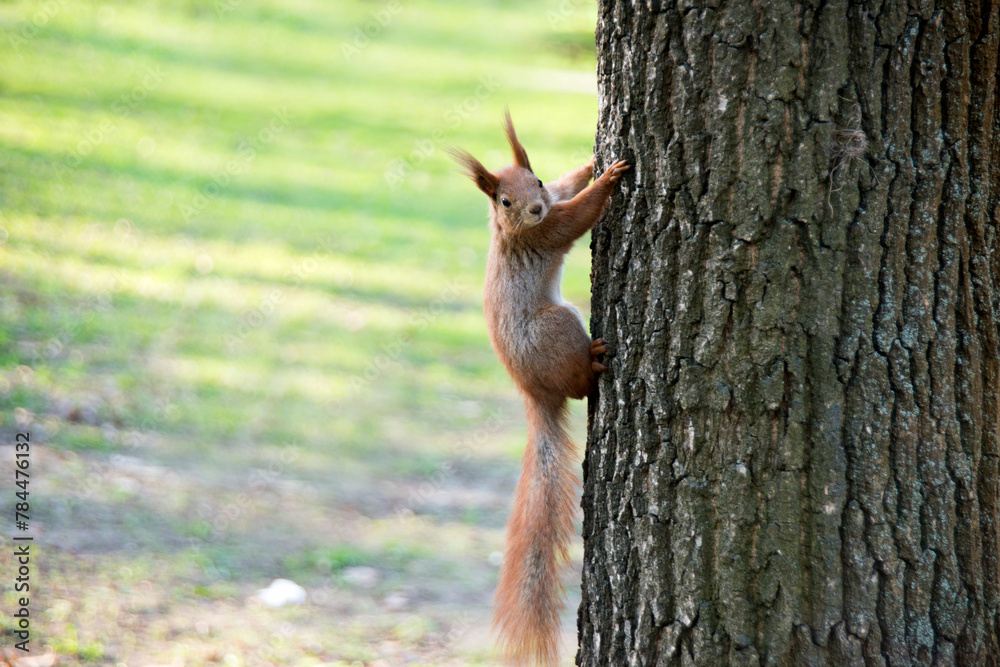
xmin=256 ymin=578 xmax=307 ymax=607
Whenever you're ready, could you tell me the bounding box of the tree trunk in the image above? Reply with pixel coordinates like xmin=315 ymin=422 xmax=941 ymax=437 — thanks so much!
xmin=579 ymin=1 xmax=1000 ymax=665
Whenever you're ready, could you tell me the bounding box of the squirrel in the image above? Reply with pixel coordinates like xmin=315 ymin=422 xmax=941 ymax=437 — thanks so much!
xmin=449 ymin=111 xmax=629 ymax=666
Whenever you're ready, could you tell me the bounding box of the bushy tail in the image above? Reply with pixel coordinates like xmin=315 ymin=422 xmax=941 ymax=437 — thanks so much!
xmin=494 ymin=395 xmax=578 ymax=666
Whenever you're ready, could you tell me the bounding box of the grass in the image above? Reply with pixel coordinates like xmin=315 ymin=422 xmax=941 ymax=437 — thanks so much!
xmin=0 ymin=0 xmax=598 ymax=664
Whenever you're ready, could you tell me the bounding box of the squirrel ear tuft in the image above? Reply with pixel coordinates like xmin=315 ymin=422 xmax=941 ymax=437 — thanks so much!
xmin=503 ymin=108 xmax=532 ymax=173
xmin=448 ymin=148 xmax=500 ymax=200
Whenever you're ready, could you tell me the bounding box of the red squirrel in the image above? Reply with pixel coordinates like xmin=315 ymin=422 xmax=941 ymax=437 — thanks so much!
xmin=450 ymin=112 xmax=629 ymax=665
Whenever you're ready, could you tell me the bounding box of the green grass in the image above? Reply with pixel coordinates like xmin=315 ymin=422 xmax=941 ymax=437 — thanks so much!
xmin=0 ymin=0 xmax=597 ymax=664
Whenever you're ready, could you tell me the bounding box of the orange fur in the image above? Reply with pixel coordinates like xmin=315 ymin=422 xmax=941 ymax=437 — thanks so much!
xmin=451 ymin=112 xmax=629 ymax=665
xmin=493 ymin=395 xmax=576 ymax=666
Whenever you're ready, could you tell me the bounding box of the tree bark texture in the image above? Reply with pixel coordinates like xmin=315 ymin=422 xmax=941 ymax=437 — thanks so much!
xmin=580 ymin=1 xmax=1000 ymax=665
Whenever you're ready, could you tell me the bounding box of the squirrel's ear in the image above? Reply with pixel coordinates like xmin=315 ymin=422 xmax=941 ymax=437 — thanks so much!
xmin=503 ymin=109 xmax=532 ymax=173
xmin=448 ymin=148 xmax=500 ymax=200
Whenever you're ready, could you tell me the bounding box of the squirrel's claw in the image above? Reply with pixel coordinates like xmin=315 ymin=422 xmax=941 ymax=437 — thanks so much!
xmin=590 ymin=339 xmax=609 ymax=373
xmin=589 ymin=338 xmax=609 ymax=357
xmin=603 ymin=160 xmax=631 ymax=184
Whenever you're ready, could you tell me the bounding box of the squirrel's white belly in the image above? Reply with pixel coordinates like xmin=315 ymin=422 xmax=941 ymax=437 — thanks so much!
xmin=544 ymin=264 xmax=587 ymax=331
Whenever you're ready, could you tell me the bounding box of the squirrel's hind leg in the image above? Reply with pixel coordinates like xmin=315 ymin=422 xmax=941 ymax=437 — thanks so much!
xmin=524 ymin=305 xmax=596 ymax=401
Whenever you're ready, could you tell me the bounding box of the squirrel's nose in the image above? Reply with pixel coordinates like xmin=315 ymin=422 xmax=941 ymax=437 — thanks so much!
xmin=529 ymin=203 xmax=543 ymax=216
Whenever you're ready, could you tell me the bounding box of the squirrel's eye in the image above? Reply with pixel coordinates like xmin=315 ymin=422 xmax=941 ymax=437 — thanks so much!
xmin=538 ymin=179 xmax=543 ymax=188
xmin=501 ymin=197 xmax=511 ymax=207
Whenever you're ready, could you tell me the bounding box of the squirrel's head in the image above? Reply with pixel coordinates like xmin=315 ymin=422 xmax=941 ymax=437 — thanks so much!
xmin=449 ymin=111 xmax=553 ymax=234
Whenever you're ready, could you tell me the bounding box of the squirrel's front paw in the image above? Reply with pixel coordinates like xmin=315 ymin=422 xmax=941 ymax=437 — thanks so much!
xmin=602 ymin=160 xmax=631 ymax=184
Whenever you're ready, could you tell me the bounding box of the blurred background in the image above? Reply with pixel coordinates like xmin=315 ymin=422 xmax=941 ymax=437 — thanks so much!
xmin=0 ymin=1 xmax=599 ymax=664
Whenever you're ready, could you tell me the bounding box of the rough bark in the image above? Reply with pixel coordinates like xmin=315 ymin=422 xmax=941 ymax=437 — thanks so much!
xmin=579 ymin=1 xmax=1000 ymax=665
